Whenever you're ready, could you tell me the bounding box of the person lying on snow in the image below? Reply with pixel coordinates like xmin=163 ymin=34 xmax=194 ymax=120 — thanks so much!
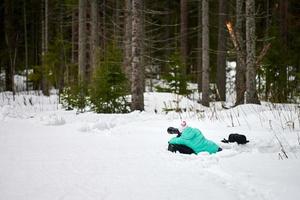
xmin=167 ymin=121 xmax=222 ymax=154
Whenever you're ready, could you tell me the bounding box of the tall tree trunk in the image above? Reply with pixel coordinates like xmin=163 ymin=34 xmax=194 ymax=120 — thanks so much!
xmin=124 ymin=0 xmax=132 ymax=82
xmin=164 ymin=1 xmax=172 ymax=61
xmin=4 ymin=0 xmax=16 ymax=95
xmin=71 ymin=6 xmax=78 ymax=86
xmin=180 ymin=0 xmax=188 ymax=68
xmin=279 ymin=0 xmax=288 ymax=48
xmin=265 ymin=0 xmax=270 ymax=101
xmin=23 ymin=0 xmax=29 ymax=92
xmin=216 ymin=0 xmax=227 ymax=101
xmin=41 ymin=0 xmax=49 ymax=96
xmin=297 ymin=58 xmax=300 ymax=95
xmin=58 ymin=0 xmax=65 ymax=94
xmin=235 ymin=0 xmax=246 ymax=105
xmin=71 ymin=8 xmax=78 ymax=65
xmin=41 ymin=1 xmax=45 ymax=91
xmin=131 ymin=0 xmax=144 ymax=111
xmin=101 ymin=0 xmax=106 ymax=56
xmin=45 ymin=0 xmax=48 ymax=56
xmin=85 ymin=1 xmax=91 ymax=82
xmin=115 ymin=0 xmax=120 ymax=45
xmin=202 ymin=0 xmax=210 ymax=107
xmin=279 ymin=0 xmax=288 ymax=102
xmin=197 ymin=0 xmax=202 ymax=93
xmin=32 ymin=7 xmax=38 ymax=69
xmin=245 ymin=0 xmax=260 ymax=104
xmin=78 ymin=0 xmax=87 ymax=84
xmin=90 ymin=0 xmax=98 ymax=75
xmin=44 ymin=0 xmax=49 ymax=95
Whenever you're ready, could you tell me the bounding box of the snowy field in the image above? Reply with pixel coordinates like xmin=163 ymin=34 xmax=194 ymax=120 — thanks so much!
xmin=1 ymin=91 xmax=300 ymax=200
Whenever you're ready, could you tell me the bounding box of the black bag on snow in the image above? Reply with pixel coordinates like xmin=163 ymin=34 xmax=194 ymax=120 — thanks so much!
xmin=221 ymin=133 xmax=249 ymax=144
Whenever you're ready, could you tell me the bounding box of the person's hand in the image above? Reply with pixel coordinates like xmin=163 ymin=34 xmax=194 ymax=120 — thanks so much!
xmin=167 ymin=127 xmax=180 ymax=135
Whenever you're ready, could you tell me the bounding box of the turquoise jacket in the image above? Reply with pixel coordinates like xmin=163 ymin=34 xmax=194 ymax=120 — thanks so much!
xmin=168 ymin=127 xmax=219 ymax=154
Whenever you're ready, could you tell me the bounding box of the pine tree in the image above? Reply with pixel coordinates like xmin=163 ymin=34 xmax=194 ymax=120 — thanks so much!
xmin=156 ymin=51 xmax=191 ymax=96
xmin=90 ymin=43 xmax=129 ymax=113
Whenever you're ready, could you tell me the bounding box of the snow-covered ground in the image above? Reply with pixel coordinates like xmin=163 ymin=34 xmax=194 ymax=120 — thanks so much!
xmin=1 ymin=91 xmax=300 ymax=200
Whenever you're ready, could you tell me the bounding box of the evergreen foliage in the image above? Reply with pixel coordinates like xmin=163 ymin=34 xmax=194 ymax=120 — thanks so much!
xmin=28 ymin=65 xmax=43 ymax=90
xmin=28 ymin=36 xmax=70 ymax=91
xmin=60 ymin=82 xmax=88 ymax=112
xmin=89 ymin=43 xmax=130 ymax=113
xmin=156 ymin=51 xmax=192 ymax=96
xmin=0 ymin=0 xmax=299 ymax=105
xmin=262 ymin=2 xmax=300 ymax=103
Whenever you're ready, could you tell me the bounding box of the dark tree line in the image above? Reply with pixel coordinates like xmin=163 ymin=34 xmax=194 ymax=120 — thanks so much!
xmin=0 ymin=0 xmax=299 ymax=112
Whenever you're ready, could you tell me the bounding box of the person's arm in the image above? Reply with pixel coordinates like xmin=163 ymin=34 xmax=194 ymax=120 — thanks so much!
xmin=167 ymin=127 xmax=181 ymax=137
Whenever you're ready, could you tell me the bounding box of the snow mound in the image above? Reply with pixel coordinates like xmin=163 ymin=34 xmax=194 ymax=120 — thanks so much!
xmin=0 ymin=105 xmax=31 ymax=119
xmin=78 ymin=120 xmax=116 ymax=132
xmin=40 ymin=114 xmax=66 ymax=126
xmin=144 ymin=92 xmax=202 ymax=113
xmin=92 ymin=120 xmax=116 ymax=131
xmin=1 ymin=91 xmax=300 ymax=200
xmin=78 ymin=123 xmax=92 ymax=132
xmin=0 ymin=105 xmax=13 ymax=119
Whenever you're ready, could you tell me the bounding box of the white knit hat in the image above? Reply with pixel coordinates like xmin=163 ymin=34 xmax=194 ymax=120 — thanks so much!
xmin=179 ymin=120 xmax=188 ymax=132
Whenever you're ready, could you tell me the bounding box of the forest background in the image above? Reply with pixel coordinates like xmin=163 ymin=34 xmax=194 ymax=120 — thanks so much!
xmin=0 ymin=0 xmax=299 ymax=113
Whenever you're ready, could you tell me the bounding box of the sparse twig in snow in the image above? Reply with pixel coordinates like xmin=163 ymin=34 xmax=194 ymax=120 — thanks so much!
xmin=278 ymin=153 xmax=283 ymax=160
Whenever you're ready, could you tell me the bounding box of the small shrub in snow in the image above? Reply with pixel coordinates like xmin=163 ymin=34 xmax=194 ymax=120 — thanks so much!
xmin=89 ymin=42 xmax=130 ymax=113
xmin=60 ymin=83 xmax=89 ymax=112
xmin=156 ymin=51 xmax=192 ymax=96
xmin=155 ymin=51 xmax=192 ymax=113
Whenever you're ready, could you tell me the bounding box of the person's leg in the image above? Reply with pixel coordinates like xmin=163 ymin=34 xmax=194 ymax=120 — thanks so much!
xmin=168 ymin=144 xmax=195 ymax=154
xmin=168 ymin=144 xmax=176 ymax=152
